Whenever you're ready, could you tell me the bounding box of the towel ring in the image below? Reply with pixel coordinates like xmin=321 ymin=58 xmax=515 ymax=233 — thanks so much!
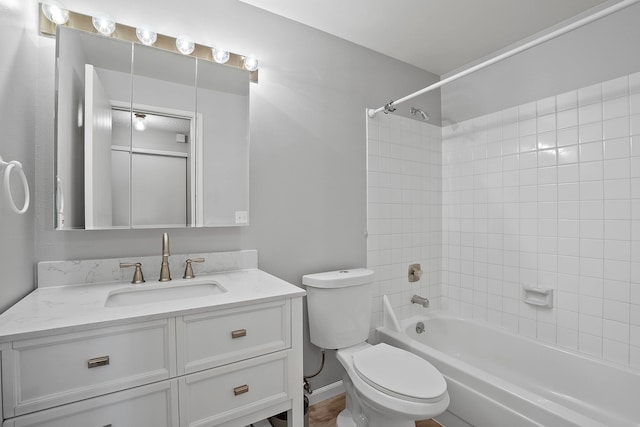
xmin=0 ymin=156 xmax=30 ymax=214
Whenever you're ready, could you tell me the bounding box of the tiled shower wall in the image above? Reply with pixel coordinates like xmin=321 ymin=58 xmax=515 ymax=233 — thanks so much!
xmin=442 ymin=72 xmax=640 ymax=368
xmin=367 ymin=114 xmax=442 ymax=328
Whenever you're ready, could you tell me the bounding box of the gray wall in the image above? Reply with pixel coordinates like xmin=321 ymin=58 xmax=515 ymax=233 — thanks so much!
xmin=0 ymin=2 xmax=37 ymax=312
xmin=442 ymin=2 xmax=640 ymax=123
xmin=24 ymin=0 xmax=441 ymax=389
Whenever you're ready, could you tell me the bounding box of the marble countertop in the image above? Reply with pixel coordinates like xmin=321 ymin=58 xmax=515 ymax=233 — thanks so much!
xmin=0 ymin=269 xmax=305 ymax=343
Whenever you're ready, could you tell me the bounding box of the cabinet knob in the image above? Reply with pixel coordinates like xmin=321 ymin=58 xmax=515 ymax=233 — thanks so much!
xmin=87 ymin=355 xmax=110 ymax=368
xmin=233 ymin=384 xmax=249 ymax=396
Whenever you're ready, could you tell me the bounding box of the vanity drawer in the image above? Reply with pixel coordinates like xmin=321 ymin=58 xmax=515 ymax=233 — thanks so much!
xmin=179 ymin=352 xmax=289 ymax=427
xmin=2 ymin=319 xmax=176 ymax=417
xmin=3 ymin=380 xmax=179 ymax=427
xmin=177 ymin=299 xmax=290 ymax=374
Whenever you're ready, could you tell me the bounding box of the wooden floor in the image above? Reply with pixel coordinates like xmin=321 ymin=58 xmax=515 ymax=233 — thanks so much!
xmin=308 ymin=394 xmax=441 ymax=427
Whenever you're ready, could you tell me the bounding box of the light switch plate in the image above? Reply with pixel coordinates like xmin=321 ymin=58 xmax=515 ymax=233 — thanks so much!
xmin=235 ymin=211 xmax=248 ymax=224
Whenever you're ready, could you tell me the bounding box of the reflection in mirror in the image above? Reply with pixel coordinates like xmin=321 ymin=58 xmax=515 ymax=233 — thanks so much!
xmin=197 ymin=59 xmax=250 ymax=226
xmin=55 ymin=27 xmax=132 ymax=230
xmin=54 ymin=26 xmax=251 ymax=230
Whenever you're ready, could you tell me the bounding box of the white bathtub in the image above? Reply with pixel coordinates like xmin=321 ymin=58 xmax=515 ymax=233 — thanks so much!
xmin=376 ymin=312 xmax=640 ymax=427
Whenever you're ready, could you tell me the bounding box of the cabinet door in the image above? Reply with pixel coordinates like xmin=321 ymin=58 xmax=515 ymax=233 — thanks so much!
xmin=4 ymin=380 xmax=179 ymax=427
xmin=179 ymin=352 xmax=289 ymax=427
xmin=2 ymin=319 xmax=176 ymax=417
xmin=177 ymin=300 xmax=290 ymax=374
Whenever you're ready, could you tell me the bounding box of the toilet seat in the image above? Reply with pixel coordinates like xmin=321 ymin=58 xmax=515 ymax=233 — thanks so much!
xmin=352 ymin=343 xmax=447 ymax=403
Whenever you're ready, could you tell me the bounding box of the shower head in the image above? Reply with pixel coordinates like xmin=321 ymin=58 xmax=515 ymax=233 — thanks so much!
xmin=410 ymin=107 xmax=429 ymax=121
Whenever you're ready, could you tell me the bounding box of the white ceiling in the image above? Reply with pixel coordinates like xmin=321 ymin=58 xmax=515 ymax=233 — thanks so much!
xmin=238 ymin=0 xmax=609 ymax=76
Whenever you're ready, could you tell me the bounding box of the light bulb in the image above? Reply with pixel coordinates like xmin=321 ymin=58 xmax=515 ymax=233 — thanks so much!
xmin=136 ymin=25 xmax=157 ymax=46
xmin=41 ymin=1 xmax=69 ymax=25
xmin=92 ymin=14 xmax=116 ymax=35
xmin=133 ymin=114 xmax=146 ymax=131
xmin=212 ymin=48 xmax=230 ymax=64
xmin=176 ymin=35 xmax=195 ymax=55
xmin=243 ymin=55 xmax=259 ymax=72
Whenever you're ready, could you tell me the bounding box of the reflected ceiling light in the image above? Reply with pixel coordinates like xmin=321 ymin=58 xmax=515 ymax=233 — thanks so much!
xmin=136 ymin=25 xmax=157 ymax=46
xmin=41 ymin=1 xmax=69 ymax=25
xmin=243 ymin=55 xmax=259 ymax=72
xmin=212 ymin=48 xmax=230 ymax=64
xmin=176 ymin=35 xmax=195 ymax=55
xmin=92 ymin=14 xmax=116 ymax=35
xmin=133 ymin=113 xmax=146 ymax=131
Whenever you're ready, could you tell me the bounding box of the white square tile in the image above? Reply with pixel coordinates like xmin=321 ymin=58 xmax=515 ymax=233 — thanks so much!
xmin=578 ymin=83 xmax=602 ymax=106
xmin=579 ymin=141 xmax=603 ymax=162
xmin=603 ymin=117 xmax=630 ymax=140
xmin=603 ymin=339 xmax=629 ymax=364
xmin=631 ymin=345 xmax=640 ymax=368
xmin=579 ymin=333 xmax=603 ymax=357
xmin=603 ymin=319 xmax=630 ymax=343
xmin=604 ymin=239 xmax=631 ymax=261
xmin=580 ymin=161 xmax=603 ymax=181
xmin=557 ymin=90 xmax=578 ymax=111
xmin=558 ymin=146 xmax=579 ymax=165
xmin=604 ymin=299 xmax=629 ymax=322
xmin=538 ymin=148 xmax=557 ymax=168
xmin=557 ymin=127 xmax=579 ymax=147
xmin=537 ymin=132 xmax=557 ymax=150
xmin=579 ymin=219 xmax=603 ymax=239
xmin=519 ymin=102 xmax=537 ymax=120
xmin=580 ymin=313 xmax=603 ymax=335
xmin=604 ymin=279 xmax=630 ymax=302
xmin=558 ymin=164 xmax=579 ymax=183
xmin=558 ymin=327 xmax=579 ymax=349
xmin=538 ymin=114 xmax=556 ymax=133
xmin=603 ymin=179 xmax=631 ymax=200
xmin=519 ymin=135 xmax=537 ymax=152
xmin=537 ymin=322 xmax=557 ymax=343
xmin=603 ymin=96 xmax=630 ymax=120
xmin=557 ymin=109 xmax=578 ymax=129
xmin=604 ymin=219 xmax=631 ymax=240
xmin=537 ymin=96 xmax=556 ymax=116
xmin=519 ymin=118 xmax=537 ymax=137
xmin=602 ymin=75 xmax=629 ymax=100
xmin=579 ymin=122 xmax=603 ymax=144
xmin=580 ymin=200 xmax=604 ymax=219
xmin=603 ymin=153 xmax=631 ymax=179
xmin=580 ymin=181 xmax=603 ymax=200
xmin=579 ymin=103 xmax=602 ymax=125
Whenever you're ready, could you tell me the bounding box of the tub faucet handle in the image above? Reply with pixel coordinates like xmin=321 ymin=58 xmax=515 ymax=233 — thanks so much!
xmin=120 ymin=262 xmax=145 ymax=284
xmin=411 ymin=294 xmax=429 ymax=308
xmin=183 ymin=258 xmax=205 ymax=279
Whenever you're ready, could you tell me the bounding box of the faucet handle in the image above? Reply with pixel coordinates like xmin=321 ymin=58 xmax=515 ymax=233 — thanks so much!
xmin=120 ymin=262 xmax=145 ymax=284
xmin=183 ymin=258 xmax=205 ymax=279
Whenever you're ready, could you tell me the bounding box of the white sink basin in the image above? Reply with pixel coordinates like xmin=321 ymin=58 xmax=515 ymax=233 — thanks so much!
xmin=105 ymin=281 xmax=226 ymax=307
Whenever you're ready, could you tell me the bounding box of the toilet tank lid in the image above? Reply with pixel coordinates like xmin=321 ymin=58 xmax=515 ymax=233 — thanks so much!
xmin=302 ymin=268 xmax=374 ymax=288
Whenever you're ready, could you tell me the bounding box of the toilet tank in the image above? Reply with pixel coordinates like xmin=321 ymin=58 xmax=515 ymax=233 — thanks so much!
xmin=302 ymin=268 xmax=374 ymax=349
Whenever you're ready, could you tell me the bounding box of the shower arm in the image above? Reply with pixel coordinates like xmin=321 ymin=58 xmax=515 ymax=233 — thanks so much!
xmin=367 ymin=0 xmax=640 ymax=118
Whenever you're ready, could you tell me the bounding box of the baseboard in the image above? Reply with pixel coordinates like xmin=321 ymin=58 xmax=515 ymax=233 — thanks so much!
xmin=307 ymin=380 xmax=345 ymax=406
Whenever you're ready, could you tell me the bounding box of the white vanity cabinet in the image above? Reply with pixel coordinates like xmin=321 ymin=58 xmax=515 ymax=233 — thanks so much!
xmin=0 ymin=297 xmax=304 ymax=427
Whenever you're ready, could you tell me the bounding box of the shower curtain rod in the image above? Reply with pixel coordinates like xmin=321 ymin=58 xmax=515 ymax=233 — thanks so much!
xmin=367 ymin=0 xmax=640 ymax=118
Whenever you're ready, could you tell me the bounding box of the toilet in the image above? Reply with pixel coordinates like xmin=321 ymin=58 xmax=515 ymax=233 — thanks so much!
xmin=303 ymin=268 xmax=449 ymax=427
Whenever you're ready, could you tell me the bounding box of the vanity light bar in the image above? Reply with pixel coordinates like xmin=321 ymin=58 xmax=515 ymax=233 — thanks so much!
xmin=38 ymin=5 xmax=259 ymax=83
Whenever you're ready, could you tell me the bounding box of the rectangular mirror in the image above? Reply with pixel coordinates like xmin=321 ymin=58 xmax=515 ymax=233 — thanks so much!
xmin=54 ymin=27 xmax=250 ymax=230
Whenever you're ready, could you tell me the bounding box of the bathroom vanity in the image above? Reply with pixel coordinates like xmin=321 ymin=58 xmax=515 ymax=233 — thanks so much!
xmin=0 ymin=251 xmax=305 ymax=427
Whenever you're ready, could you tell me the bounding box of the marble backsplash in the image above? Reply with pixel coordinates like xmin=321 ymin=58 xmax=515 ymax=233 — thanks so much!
xmin=37 ymin=250 xmax=258 ymax=288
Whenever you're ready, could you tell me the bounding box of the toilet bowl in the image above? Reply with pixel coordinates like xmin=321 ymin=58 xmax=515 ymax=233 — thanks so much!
xmin=336 ymin=342 xmax=449 ymax=427
xmin=302 ymin=268 xmax=449 ymax=427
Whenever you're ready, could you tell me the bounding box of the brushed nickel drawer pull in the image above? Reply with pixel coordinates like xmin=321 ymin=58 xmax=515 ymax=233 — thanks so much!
xmin=87 ymin=356 xmax=110 ymax=368
xmin=231 ymin=329 xmax=247 ymax=339
xmin=233 ymin=384 xmax=249 ymax=396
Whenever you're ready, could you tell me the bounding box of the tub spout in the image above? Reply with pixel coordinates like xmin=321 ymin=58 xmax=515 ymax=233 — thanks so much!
xmin=411 ymin=294 xmax=429 ymax=308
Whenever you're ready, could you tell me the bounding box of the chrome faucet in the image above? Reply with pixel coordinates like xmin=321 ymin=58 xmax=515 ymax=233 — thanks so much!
xmin=411 ymin=294 xmax=429 ymax=308
xmin=159 ymin=232 xmax=171 ymax=282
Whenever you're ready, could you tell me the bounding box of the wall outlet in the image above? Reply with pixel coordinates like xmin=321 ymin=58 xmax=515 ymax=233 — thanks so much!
xmin=235 ymin=211 xmax=248 ymax=224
